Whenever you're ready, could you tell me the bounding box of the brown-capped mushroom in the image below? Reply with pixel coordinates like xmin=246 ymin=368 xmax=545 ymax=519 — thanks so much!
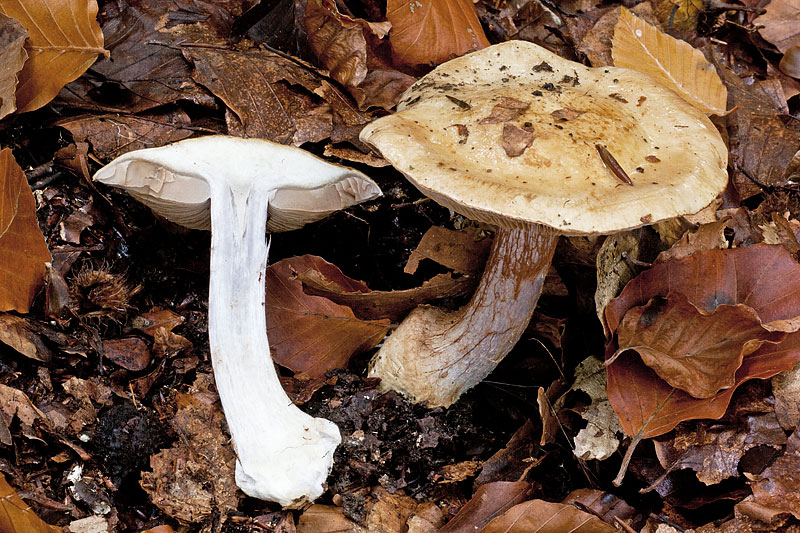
xmin=94 ymin=136 xmax=381 ymax=506
xmin=360 ymin=41 xmax=728 ymax=407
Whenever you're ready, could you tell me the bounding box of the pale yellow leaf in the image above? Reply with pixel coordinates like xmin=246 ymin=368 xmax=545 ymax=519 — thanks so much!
xmin=0 ymin=0 xmax=105 ymax=113
xmin=612 ymin=7 xmax=727 ymax=115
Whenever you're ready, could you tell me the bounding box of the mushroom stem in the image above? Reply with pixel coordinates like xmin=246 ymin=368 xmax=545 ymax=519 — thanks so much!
xmin=207 ymin=179 xmax=340 ymax=507
xmin=368 ymin=223 xmax=559 ymax=407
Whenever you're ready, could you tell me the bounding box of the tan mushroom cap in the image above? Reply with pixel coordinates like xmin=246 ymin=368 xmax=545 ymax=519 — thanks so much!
xmin=360 ymin=41 xmax=728 ymax=235
xmin=93 ymin=135 xmax=381 ymax=233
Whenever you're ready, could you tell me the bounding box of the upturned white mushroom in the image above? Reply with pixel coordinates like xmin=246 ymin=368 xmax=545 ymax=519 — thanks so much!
xmin=360 ymin=41 xmax=728 ymax=408
xmin=93 ymin=136 xmax=381 ymax=507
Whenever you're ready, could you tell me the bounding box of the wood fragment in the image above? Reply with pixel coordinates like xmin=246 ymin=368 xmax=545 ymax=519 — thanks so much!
xmin=595 ymin=144 xmax=633 ymax=185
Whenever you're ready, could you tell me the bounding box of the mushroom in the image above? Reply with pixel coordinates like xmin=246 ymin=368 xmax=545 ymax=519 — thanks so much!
xmin=360 ymin=41 xmax=728 ymax=408
xmin=93 ymin=136 xmax=381 ymax=506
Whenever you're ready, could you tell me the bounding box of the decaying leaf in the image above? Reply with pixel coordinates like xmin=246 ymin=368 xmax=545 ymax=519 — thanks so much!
xmin=266 ymin=255 xmax=389 ymax=379
xmin=0 ymin=14 xmax=27 ymax=119
xmin=0 ymin=0 xmax=105 ymax=113
xmin=140 ymin=374 xmax=238 ymax=524
xmin=555 ymin=357 xmax=622 ymax=461
xmin=102 ymin=337 xmax=151 ymax=371
xmin=386 ymin=0 xmax=489 ymax=70
xmin=482 ymin=498 xmax=617 ymax=533
xmin=606 ymin=245 xmax=800 ymax=438
xmin=750 ymin=429 xmax=800 ymax=519
xmin=772 ymin=362 xmax=800 ymax=430
xmin=0 ymin=149 xmax=52 ymax=313
xmin=615 ymin=294 xmax=786 ymax=399
xmin=0 ymin=474 xmax=60 ymax=533
xmin=654 ymin=413 xmax=786 ymax=485
xmin=56 ymin=111 xmax=194 ymax=161
xmin=755 ymin=0 xmax=800 ymax=53
xmin=185 ymin=46 xmax=339 ymax=144
xmin=404 ymin=225 xmax=492 ymax=276
xmin=297 ymin=504 xmax=366 ymax=532
xmin=612 ymin=7 xmax=726 ymax=115
xmin=475 ymin=420 xmax=537 ymax=486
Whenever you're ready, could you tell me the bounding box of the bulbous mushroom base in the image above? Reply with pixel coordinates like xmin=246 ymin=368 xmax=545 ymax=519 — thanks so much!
xmin=368 ymin=223 xmax=558 ymax=407
xmin=234 ymin=415 xmax=341 ymax=508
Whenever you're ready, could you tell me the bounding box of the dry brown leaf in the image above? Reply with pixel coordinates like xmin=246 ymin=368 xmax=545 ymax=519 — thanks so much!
xmin=0 ymin=474 xmax=61 ymax=533
xmin=304 ymin=0 xmax=415 ymax=110
xmin=185 ymin=46 xmax=338 ymax=145
xmin=404 ymin=225 xmax=492 ymax=275
xmin=475 ymin=420 xmax=537 ymax=487
xmin=605 ymin=245 xmax=800 ymax=438
xmin=0 ymin=314 xmax=52 ymax=362
xmin=386 ymin=0 xmax=489 ymax=70
xmin=102 ymin=337 xmax=151 ymax=371
xmin=482 ymin=499 xmax=617 ymax=532
xmin=56 ymin=111 xmax=194 ymax=161
xmin=297 ymin=504 xmax=366 ymax=532
xmin=438 ymin=481 xmax=535 ymax=533
xmin=0 ymin=14 xmax=27 ymax=119
xmin=0 ymin=148 xmax=52 ymax=313
xmin=612 ymin=7 xmax=726 ymax=115
xmin=0 ymin=0 xmax=105 ymax=113
xmin=750 ymin=429 xmax=800 ymax=519
xmin=266 ymin=255 xmax=389 ymax=379
xmin=755 ymin=0 xmax=800 ymax=53
xmin=616 ymin=294 xmax=786 ymax=399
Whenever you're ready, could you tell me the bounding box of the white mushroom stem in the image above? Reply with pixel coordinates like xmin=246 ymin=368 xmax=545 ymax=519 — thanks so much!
xmin=368 ymin=223 xmax=559 ymax=407
xmin=207 ymin=177 xmax=340 ymax=507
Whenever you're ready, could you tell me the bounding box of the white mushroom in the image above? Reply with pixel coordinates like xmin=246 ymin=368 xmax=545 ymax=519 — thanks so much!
xmin=93 ymin=136 xmax=381 ymax=507
xmin=360 ymin=41 xmax=728 ymax=408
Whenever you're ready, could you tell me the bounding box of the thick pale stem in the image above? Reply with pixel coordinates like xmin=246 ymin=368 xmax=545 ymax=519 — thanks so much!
xmin=207 ymin=179 xmax=340 ymax=507
xmin=368 ymin=223 xmax=559 ymax=407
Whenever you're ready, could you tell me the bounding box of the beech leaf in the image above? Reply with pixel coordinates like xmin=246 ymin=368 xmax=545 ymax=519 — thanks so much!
xmin=265 ymin=255 xmax=389 ymax=379
xmin=612 ymin=7 xmax=726 ymax=115
xmin=754 ymin=0 xmax=800 ymax=53
xmin=438 ymin=481 xmax=535 ymax=533
xmin=616 ymin=293 xmax=786 ymax=399
xmin=605 ymin=245 xmax=800 ymax=438
xmin=482 ymin=499 xmax=617 ymax=533
xmin=0 ymin=14 xmax=27 ymax=119
xmin=386 ymin=0 xmax=490 ymax=70
xmin=0 ymin=474 xmax=60 ymax=532
xmin=0 ymin=148 xmax=51 ymax=313
xmin=0 ymin=0 xmax=105 ymax=113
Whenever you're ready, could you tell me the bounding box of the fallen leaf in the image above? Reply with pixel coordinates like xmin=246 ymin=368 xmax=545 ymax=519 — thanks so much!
xmin=555 ymin=356 xmax=622 ymax=461
xmin=140 ymin=374 xmax=238 ymax=524
xmin=185 ymin=46 xmax=337 ymax=144
xmin=612 ymin=7 xmax=727 ymax=115
xmin=653 ymin=0 xmax=703 ymax=35
xmin=0 ymin=0 xmax=105 ymax=113
xmin=606 ymin=245 xmax=800 ymax=437
xmin=56 ymin=111 xmax=194 ymax=161
xmin=654 ymin=413 xmax=786 ymax=486
xmin=779 ymin=45 xmax=800 ymax=78
xmin=304 ymin=0 xmax=415 ymax=110
xmin=482 ymin=499 xmax=617 ymax=532
xmin=479 ymin=97 xmax=530 ymax=124
xmin=102 ymin=337 xmax=151 ymax=371
xmin=755 ymin=0 xmax=800 ymax=53
xmin=655 ymin=218 xmax=729 ymax=263
xmin=562 ymin=489 xmax=639 ymax=527
xmin=301 ymin=271 xmax=477 ymax=322
xmin=615 ymin=294 xmax=786 ymax=399
xmin=0 ymin=148 xmax=52 ymax=313
xmin=0 ymin=314 xmax=52 ymax=362
xmin=501 ymin=124 xmax=537 ymax=157
xmin=296 ymin=504 xmax=366 ymax=532
xmin=772 ymin=362 xmax=800 ymax=430
xmin=574 ymin=4 xmax=658 ymax=68
xmin=133 ymin=309 xmax=185 ymax=336
xmin=404 ymin=226 xmax=492 ymax=276
xmin=266 ymin=255 xmax=390 ymax=379
xmin=58 ymin=1 xmax=215 ymax=112
xmin=438 ymin=481 xmax=535 ymax=533
xmin=365 ymin=487 xmax=418 ymax=532
xmin=0 ymin=14 xmax=27 ymax=119
xmin=475 ymin=420 xmax=538 ymax=486
xmin=0 ymin=474 xmax=61 ymax=533
xmin=386 ymin=0 xmax=489 ymax=70
xmin=750 ymin=429 xmax=800 ymax=519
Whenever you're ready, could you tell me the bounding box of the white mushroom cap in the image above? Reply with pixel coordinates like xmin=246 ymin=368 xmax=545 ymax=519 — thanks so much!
xmin=360 ymin=41 xmax=728 ymax=235
xmin=94 ymin=135 xmax=382 ymax=231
